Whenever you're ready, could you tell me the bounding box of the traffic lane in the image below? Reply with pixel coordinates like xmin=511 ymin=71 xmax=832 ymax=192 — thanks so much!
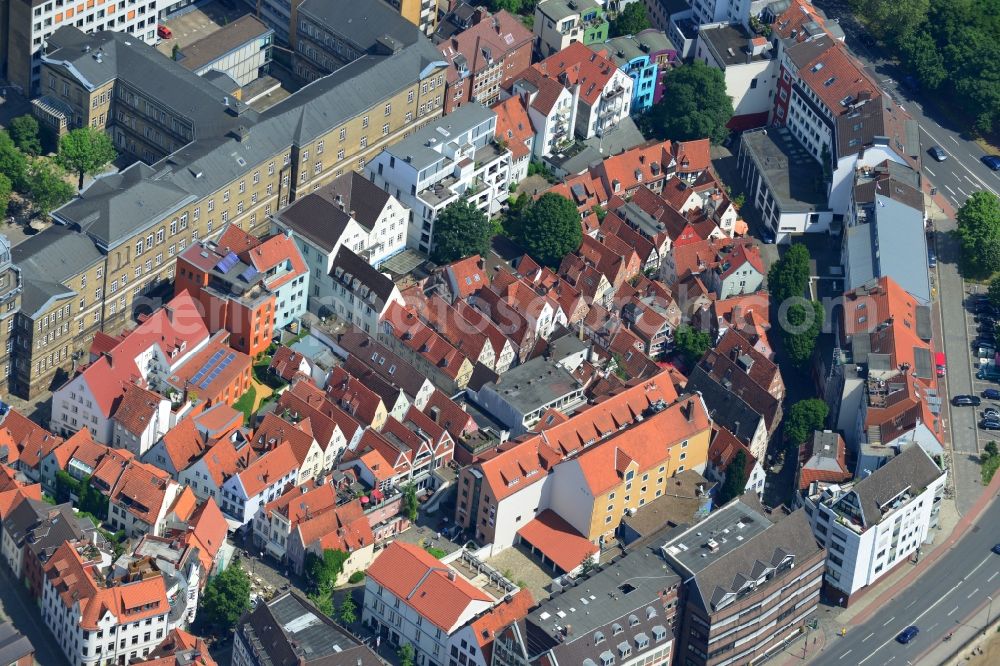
xmin=852 ymin=552 xmax=1000 ymax=666
xmin=809 ymin=499 xmax=1000 ymax=666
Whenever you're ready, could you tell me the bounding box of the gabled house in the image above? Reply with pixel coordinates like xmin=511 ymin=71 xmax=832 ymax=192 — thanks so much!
xmin=380 ymin=302 xmax=476 ymax=393
xmin=251 ymin=413 xmax=326 ymax=485
xmin=287 ymin=498 xmax=375 ymax=581
xmin=219 ymin=441 xmax=299 ymax=527
xmin=107 ymin=461 xmax=186 ymax=538
xmin=705 ymin=426 xmax=766 ymax=499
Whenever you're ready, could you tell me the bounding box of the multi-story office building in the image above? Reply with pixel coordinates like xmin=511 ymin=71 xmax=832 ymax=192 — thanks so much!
xmin=802 ymin=444 xmax=945 ymax=605
xmin=661 ymin=499 xmax=825 ymax=666
xmin=174 ymin=14 xmax=273 ymax=87
xmin=366 ymin=103 xmax=512 ymax=255
xmin=4 ymin=9 xmax=446 ymax=400
xmin=1 ymin=0 xmax=166 ymax=95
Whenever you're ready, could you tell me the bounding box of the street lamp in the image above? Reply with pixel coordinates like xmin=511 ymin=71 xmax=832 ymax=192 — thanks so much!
xmin=986 ymin=595 xmax=994 ymax=636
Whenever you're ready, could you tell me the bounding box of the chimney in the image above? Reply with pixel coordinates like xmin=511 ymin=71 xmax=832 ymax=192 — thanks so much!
xmin=447 ymin=571 xmax=456 ymax=581
xmin=684 ymin=399 xmax=695 ymax=422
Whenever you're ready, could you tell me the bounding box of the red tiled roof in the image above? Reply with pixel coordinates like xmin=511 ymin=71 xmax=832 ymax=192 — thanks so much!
xmin=533 ymin=42 xmax=622 ymax=106
xmin=709 ymin=426 xmax=757 ymax=479
xmin=382 ymin=302 xmax=470 ymax=381
xmin=795 ymin=40 xmax=880 ymax=116
xmin=517 ymin=510 xmax=597 ymax=572
xmin=514 ymin=67 xmax=569 ymax=115
xmin=200 ymin=437 xmax=256 ymax=488
xmin=135 ymin=628 xmax=217 ymax=666
xmin=366 ymin=541 xmax=493 ymax=632
xmin=0 ymin=410 xmax=62 ymax=470
xmin=423 ymin=389 xmax=478 ymax=440
xmin=168 ymin=337 xmax=252 ymax=403
xmin=326 ymin=367 xmax=385 ymax=425
xmin=269 ymin=346 xmax=310 ymax=382
xmin=439 ymin=9 xmax=532 ymax=78
xmin=252 ymin=413 xmax=316 ymax=467
xmin=109 ymin=461 xmax=174 ymax=526
xmin=237 ymin=441 xmax=298 ymax=497
xmin=72 ymin=291 xmax=210 ymax=418
xmin=298 ymin=498 xmax=373 ymax=553
xmin=799 ymin=432 xmax=851 ymax=490
xmin=245 ymin=233 xmax=308 ymax=290
xmin=469 ymin=589 xmax=535 ymax=661
xmin=572 ymin=397 xmax=710 ymax=496
xmin=590 ymin=140 xmax=673 ymax=194
xmin=492 ymin=95 xmax=535 ymax=160
xmin=112 ymin=384 xmax=163 ymax=436
xmin=674 ymin=139 xmax=711 ymax=174
xmin=188 ymin=498 xmax=229 ymax=565
xmin=446 ymin=255 xmax=489 ymax=299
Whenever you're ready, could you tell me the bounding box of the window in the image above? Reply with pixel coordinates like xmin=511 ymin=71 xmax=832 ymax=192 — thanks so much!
xmin=385 ymin=102 xmax=391 ymax=116
xmin=362 ymin=115 xmax=369 ymax=128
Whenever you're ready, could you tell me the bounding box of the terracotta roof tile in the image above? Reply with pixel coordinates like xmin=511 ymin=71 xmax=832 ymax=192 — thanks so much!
xmin=0 ymin=410 xmax=62 ymax=470
xmin=517 ymin=509 xmax=597 ymax=572
xmin=534 ymin=43 xmax=623 ymax=106
xmin=237 ymin=442 xmax=298 ymax=497
xmin=469 ymin=588 xmax=534 ymax=661
xmin=492 ymin=96 xmax=535 ymax=160
xmin=366 ymin=542 xmax=493 ymax=632
xmin=445 ymin=255 xmax=489 ymax=299
xmin=112 ymin=384 xmax=163 ymax=437
xmin=109 ymin=461 xmax=174 ymax=526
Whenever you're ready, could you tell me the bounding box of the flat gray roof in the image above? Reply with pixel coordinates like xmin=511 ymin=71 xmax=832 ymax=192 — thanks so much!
xmin=872 ymin=194 xmax=930 ymax=304
xmin=742 ymin=127 xmax=829 ymax=213
xmin=177 ymin=14 xmax=272 ymax=73
xmin=484 ymin=356 xmax=582 ymax=413
xmin=383 ymin=102 xmax=496 ymax=171
xmin=537 ymin=0 xmax=604 ymax=23
xmin=699 ymin=23 xmax=773 ymax=67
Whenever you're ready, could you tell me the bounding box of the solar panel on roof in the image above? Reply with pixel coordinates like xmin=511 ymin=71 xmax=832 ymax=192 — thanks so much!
xmin=239 ymin=266 xmax=259 ymax=282
xmin=215 ymin=251 xmax=240 ymax=273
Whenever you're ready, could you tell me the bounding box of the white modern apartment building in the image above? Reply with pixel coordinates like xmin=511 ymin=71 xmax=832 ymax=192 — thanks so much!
xmin=366 ymin=103 xmax=512 ymax=256
xmin=802 ymin=445 xmax=945 ymax=604
xmin=219 ymin=442 xmax=300 ymax=527
xmin=3 ymin=0 xmax=168 ymax=94
xmin=696 ymin=22 xmax=778 ymax=129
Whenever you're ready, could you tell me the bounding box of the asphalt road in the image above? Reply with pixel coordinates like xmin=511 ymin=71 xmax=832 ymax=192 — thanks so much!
xmin=0 ymin=556 xmax=68 ymax=666
xmin=808 ymin=498 xmax=1000 ymax=666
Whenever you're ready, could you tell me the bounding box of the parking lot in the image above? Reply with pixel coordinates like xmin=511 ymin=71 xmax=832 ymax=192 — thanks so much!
xmin=965 ymin=292 xmax=1000 ymax=438
xmin=154 ymin=1 xmax=248 ymax=56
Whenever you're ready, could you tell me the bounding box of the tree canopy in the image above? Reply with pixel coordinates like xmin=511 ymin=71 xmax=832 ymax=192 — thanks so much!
xmin=673 ymin=324 xmax=711 ymax=368
xmin=782 ymin=300 xmax=824 ymax=367
xmin=957 ymin=191 xmax=1000 ymax=279
xmin=768 ymin=243 xmax=811 ymax=303
xmin=197 ymin=562 xmax=251 ymax=633
xmin=0 ymin=131 xmax=28 ymax=192
xmin=510 ymin=192 xmax=582 ymax=267
xmin=716 ymin=449 xmax=749 ymax=506
xmin=26 ymin=161 xmax=74 ymax=216
xmin=431 ymin=198 xmax=491 ymax=264
xmin=610 ymin=4 xmax=651 ymax=38
xmin=338 ymin=596 xmax=357 ymax=624
xmin=852 ymin=0 xmax=1000 ymax=137
xmin=9 ymin=115 xmax=42 ymax=156
xmin=402 ymin=483 xmax=419 ymax=522
xmin=58 ymin=127 xmax=117 ymax=189
xmin=643 ymin=61 xmax=733 ymax=144
xmin=304 ymin=549 xmax=350 ymax=592
xmin=784 ymin=398 xmax=829 ymax=448
xmin=0 ymin=173 xmax=11 ymax=219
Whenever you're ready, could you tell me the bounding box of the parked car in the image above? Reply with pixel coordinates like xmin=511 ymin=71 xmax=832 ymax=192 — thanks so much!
xmin=984 ymin=407 xmax=1000 ymax=420
xmin=928 ymin=146 xmax=948 ymax=162
xmin=980 ymin=419 xmax=1000 ymax=431
xmin=896 ymin=626 xmax=920 ymax=644
xmin=157 ymin=25 xmax=173 ymax=39
xmin=936 ymin=352 xmax=946 ymax=377
xmin=760 ymin=226 xmax=775 ymax=244
xmin=993 ymin=543 xmax=1000 ymax=555
xmin=982 ymin=155 xmax=1000 ymax=171
xmin=952 ymin=395 xmax=982 ymax=406
xmin=983 ymin=388 xmax=1000 ymax=400
xmin=928 ymin=248 xmax=937 ymax=268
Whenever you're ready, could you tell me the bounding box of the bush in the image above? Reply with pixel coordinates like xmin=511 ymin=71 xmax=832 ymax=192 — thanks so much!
xmin=348 ymin=571 xmax=365 ymax=584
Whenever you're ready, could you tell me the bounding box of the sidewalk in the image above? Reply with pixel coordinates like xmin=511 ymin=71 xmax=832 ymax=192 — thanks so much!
xmin=772 ymin=470 xmax=1000 ymax=665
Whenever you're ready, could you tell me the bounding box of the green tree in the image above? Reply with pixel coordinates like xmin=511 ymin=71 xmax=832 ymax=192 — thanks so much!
xmin=197 ymin=562 xmax=251 ymax=632
xmin=430 ymin=198 xmax=491 ymax=264
xmin=609 ymin=3 xmax=650 ymax=38
xmin=338 ymin=595 xmax=357 ymax=624
xmin=309 ymin=588 xmax=334 ymax=616
xmin=784 ymin=398 xmax=829 ymax=448
xmin=783 ymin=300 xmax=824 ymax=366
xmin=402 ymin=483 xmax=419 ymax=522
xmin=398 ymin=644 xmax=415 ymax=666
xmin=848 ymin=0 xmax=929 ymax=47
xmin=304 ymin=549 xmax=350 ymax=592
xmin=9 ymin=115 xmax=42 ymax=156
xmin=986 ymin=440 xmax=999 ymax=458
xmin=957 ymin=191 xmax=1000 ymax=279
xmin=716 ymin=449 xmax=749 ymax=506
xmin=172 ymin=43 xmax=181 ymax=61
xmin=644 ymin=61 xmax=733 ymax=144
xmin=77 ymin=475 xmax=108 ymax=519
xmin=768 ymin=243 xmax=811 ymax=303
xmin=512 ymin=192 xmax=582 ymax=267
xmin=674 ymin=324 xmax=711 ymax=367
xmin=0 ymin=173 xmax=11 ymax=219
xmin=26 ymin=161 xmax=74 ymax=216
xmin=0 ymin=130 xmax=29 ymax=192
xmin=58 ymin=127 xmax=117 ymax=189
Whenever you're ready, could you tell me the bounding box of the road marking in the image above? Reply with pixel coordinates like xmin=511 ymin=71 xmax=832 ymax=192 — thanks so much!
xmin=926 ymin=166 xmax=936 ymax=177
xmin=948 ymin=606 xmax=959 ymax=616
xmin=964 ymin=555 xmax=992 ymax=580
xmin=862 ymin=632 xmax=874 ymax=642
xmin=840 ymin=650 xmax=853 ymax=660
xmin=906 ymin=599 xmax=917 ymax=608
xmin=951 ymin=136 xmax=960 ymax=145
xmin=966 ymin=175 xmax=978 ymax=186
xmin=989 ymin=571 xmax=998 ymax=582
xmin=945 ymin=185 xmax=957 ymax=195
xmin=968 ymin=587 xmax=980 ymax=598
xmin=958 ymin=186 xmax=969 ymax=197
xmin=882 ymin=617 xmax=895 ymax=627
xmin=921 ymin=126 xmax=1000 ymax=196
